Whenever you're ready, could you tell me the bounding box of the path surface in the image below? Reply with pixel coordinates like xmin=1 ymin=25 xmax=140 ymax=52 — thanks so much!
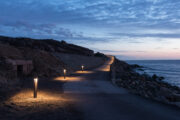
xmin=59 ymin=57 xmax=180 ymax=120
xmin=0 ymin=76 xmax=81 ymax=120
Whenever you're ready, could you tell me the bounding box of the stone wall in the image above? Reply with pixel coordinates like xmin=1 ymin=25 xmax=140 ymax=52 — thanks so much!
xmin=6 ymin=59 xmax=33 ymax=75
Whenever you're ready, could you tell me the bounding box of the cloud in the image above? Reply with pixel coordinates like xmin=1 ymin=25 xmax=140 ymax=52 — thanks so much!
xmin=1 ymin=0 xmax=180 ymax=37
xmin=95 ymin=49 xmax=147 ymax=55
xmin=0 ymin=0 xmax=180 ymax=27
xmin=116 ymin=55 xmax=140 ymax=60
xmin=0 ymin=21 xmax=83 ymax=39
xmin=0 ymin=0 xmax=180 ymax=59
xmin=173 ymin=48 xmax=179 ymax=50
xmin=99 ymin=49 xmax=129 ymax=53
xmin=110 ymin=32 xmax=180 ymax=39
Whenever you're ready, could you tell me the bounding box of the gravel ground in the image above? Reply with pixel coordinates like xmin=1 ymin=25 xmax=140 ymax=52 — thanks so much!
xmin=0 ymin=78 xmax=83 ymax=120
xmin=0 ymin=54 xmax=106 ymax=120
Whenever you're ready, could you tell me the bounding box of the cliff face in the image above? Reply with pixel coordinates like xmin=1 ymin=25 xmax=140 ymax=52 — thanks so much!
xmin=0 ymin=35 xmax=96 ymax=78
xmin=0 ymin=36 xmax=94 ymax=56
xmin=0 ymin=36 xmax=106 ymax=91
xmin=110 ymin=58 xmax=180 ymax=104
xmin=0 ymin=44 xmax=70 ymax=83
xmin=0 ymin=44 xmax=23 ymax=59
xmin=20 ymin=48 xmax=72 ymax=77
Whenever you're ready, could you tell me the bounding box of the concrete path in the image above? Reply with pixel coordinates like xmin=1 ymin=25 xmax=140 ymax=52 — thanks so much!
xmin=61 ymin=57 xmax=180 ymax=120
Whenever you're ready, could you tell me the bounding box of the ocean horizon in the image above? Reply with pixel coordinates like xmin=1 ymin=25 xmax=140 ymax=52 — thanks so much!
xmin=126 ymin=60 xmax=180 ymax=88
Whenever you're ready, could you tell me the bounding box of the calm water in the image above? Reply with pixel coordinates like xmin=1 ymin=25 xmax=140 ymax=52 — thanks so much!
xmin=126 ymin=60 xmax=180 ymax=87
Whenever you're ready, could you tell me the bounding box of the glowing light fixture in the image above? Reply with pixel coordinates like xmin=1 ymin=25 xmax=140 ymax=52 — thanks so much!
xmin=34 ymin=77 xmax=38 ymax=98
xmin=81 ymin=65 xmax=84 ymax=72
xmin=63 ymin=69 xmax=66 ymax=80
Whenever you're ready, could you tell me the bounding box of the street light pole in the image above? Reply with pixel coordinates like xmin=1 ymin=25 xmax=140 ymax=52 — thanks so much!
xmin=34 ymin=77 xmax=38 ymax=98
xmin=63 ymin=69 xmax=66 ymax=80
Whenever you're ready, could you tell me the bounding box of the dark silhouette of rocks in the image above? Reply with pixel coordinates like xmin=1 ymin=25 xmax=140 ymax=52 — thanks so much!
xmin=94 ymin=52 xmax=107 ymax=58
xmin=0 ymin=36 xmax=94 ymax=56
xmin=110 ymin=57 xmax=180 ymax=104
xmin=130 ymin=64 xmax=143 ymax=69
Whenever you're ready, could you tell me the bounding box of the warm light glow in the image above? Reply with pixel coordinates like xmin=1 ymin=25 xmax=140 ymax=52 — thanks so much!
xmin=96 ymin=56 xmax=114 ymax=71
xmin=34 ymin=77 xmax=38 ymax=98
xmin=34 ymin=78 xmax=38 ymax=84
xmin=63 ymin=69 xmax=66 ymax=74
xmin=8 ymin=89 xmax=73 ymax=105
xmin=54 ymin=56 xmax=114 ymax=81
xmin=54 ymin=76 xmax=84 ymax=82
xmin=75 ymin=71 xmax=93 ymax=74
xmin=81 ymin=65 xmax=84 ymax=72
xmin=63 ymin=69 xmax=67 ymax=80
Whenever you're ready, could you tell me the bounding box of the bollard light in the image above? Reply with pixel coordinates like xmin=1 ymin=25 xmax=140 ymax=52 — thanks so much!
xmin=81 ymin=65 xmax=84 ymax=72
xmin=34 ymin=77 xmax=38 ymax=98
xmin=63 ymin=69 xmax=66 ymax=80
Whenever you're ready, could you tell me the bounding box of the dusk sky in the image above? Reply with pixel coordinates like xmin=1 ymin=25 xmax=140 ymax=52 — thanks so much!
xmin=0 ymin=0 xmax=180 ymax=60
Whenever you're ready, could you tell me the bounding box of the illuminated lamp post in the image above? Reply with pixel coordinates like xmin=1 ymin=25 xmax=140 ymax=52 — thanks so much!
xmin=81 ymin=65 xmax=84 ymax=72
xmin=34 ymin=77 xmax=38 ymax=98
xmin=63 ymin=69 xmax=66 ymax=80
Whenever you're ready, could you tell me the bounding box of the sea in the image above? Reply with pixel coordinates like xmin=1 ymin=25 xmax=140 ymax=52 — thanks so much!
xmin=126 ymin=60 xmax=180 ymax=88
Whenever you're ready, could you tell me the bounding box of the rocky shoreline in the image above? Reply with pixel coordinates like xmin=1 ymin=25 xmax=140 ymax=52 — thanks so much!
xmin=110 ymin=57 xmax=180 ymax=107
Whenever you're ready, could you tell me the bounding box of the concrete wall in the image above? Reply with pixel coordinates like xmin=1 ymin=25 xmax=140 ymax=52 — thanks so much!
xmin=6 ymin=59 xmax=33 ymax=75
xmin=110 ymin=59 xmax=116 ymax=84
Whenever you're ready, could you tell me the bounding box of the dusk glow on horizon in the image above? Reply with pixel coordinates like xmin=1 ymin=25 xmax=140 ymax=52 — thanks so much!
xmin=0 ymin=0 xmax=180 ymax=60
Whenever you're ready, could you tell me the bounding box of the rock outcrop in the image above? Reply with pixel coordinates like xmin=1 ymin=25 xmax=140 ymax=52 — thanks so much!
xmin=0 ymin=36 xmax=94 ymax=56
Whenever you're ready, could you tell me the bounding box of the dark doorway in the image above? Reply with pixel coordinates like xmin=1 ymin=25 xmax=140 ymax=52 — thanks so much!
xmin=17 ymin=65 xmax=23 ymax=77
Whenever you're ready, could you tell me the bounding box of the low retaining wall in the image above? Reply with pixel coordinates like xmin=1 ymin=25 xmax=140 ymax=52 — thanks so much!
xmin=110 ymin=62 xmax=116 ymax=84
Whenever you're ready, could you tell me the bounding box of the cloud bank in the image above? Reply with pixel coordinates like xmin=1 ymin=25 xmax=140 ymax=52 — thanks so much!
xmin=0 ymin=0 xmax=180 ymax=59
